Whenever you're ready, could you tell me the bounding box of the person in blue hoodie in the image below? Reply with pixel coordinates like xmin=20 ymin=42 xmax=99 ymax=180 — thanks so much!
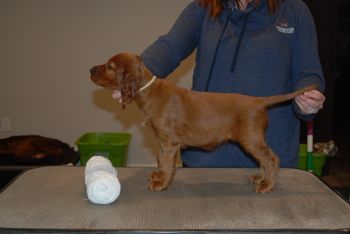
xmin=136 ymin=0 xmax=326 ymax=168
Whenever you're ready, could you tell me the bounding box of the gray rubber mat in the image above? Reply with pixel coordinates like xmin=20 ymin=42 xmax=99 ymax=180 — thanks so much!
xmin=0 ymin=166 xmax=349 ymax=231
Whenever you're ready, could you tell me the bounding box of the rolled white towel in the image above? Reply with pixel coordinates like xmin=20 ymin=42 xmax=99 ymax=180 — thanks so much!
xmin=85 ymin=156 xmax=121 ymax=204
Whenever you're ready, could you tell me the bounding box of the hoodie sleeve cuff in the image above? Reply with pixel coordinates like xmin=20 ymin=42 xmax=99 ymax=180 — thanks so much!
xmin=292 ymin=100 xmax=317 ymax=121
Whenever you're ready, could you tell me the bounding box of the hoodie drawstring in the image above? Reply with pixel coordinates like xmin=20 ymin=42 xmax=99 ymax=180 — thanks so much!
xmin=231 ymin=12 xmax=250 ymax=73
xmin=204 ymin=14 xmax=231 ymax=91
xmin=204 ymin=11 xmax=251 ymax=91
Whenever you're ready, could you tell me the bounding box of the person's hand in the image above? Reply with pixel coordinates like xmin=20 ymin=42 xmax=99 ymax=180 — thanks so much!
xmin=112 ymin=90 xmax=123 ymax=104
xmin=295 ymin=89 xmax=325 ymax=115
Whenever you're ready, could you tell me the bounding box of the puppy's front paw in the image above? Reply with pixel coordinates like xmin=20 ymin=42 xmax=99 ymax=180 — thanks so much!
xmin=148 ymin=180 xmax=168 ymax=191
xmin=148 ymin=171 xmax=162 ymax=181
xmin=147 ymin=171 xmax=169 ymax=191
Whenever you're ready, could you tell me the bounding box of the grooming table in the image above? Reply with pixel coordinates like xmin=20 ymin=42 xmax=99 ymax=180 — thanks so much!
xmin=0 ymin=167 xmax=350 ymax=234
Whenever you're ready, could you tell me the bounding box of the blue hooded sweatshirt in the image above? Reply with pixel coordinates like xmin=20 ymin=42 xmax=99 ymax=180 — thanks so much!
xmin=141 ymin=0 xmax=324 ymax=168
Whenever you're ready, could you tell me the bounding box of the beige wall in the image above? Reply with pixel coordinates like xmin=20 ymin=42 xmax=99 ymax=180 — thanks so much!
xmin=0 ymin=0 xmax=194 ymax=166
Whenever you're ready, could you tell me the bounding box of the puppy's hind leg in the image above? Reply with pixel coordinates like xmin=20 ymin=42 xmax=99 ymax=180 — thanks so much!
xmin=148 ymin=141 xmax=180 ymax=191
xmin=241 ymin=141 xmax=280 ymax=193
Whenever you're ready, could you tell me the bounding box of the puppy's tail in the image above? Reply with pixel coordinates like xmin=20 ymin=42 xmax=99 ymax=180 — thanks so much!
xmin=262 ymin=85 xmax=318 ymax=107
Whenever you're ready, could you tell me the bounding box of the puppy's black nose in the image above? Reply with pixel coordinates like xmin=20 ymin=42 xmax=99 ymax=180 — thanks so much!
xmin=90 ymin=66 xmax=98 ymax=75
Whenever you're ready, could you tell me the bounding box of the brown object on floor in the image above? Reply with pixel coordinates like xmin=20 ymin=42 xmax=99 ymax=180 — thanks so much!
xmin=0 ymin=135 xmax=79 ymax=165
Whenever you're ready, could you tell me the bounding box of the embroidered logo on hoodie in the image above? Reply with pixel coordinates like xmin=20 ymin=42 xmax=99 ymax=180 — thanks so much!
xmin=276 ymin=20 xmax=294 ymax=34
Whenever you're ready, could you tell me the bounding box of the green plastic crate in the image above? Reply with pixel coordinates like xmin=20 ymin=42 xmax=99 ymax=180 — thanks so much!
xmin=76 ymin=132 xmax=131 ymax=166
xmin=298 ymin=144 xmax=326 ymax=176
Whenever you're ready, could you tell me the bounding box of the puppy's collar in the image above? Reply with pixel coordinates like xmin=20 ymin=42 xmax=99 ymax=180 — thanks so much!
xmin=138 ymin=76 xmax=157 ymax=93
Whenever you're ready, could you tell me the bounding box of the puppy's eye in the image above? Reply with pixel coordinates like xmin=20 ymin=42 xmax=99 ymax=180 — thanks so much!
xmin=107 ymin=64 xmax=113 ymax=70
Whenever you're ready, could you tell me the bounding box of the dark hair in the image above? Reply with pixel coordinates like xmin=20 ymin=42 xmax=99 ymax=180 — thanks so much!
xmin=199 ymin=0 xmax=280 ymax=17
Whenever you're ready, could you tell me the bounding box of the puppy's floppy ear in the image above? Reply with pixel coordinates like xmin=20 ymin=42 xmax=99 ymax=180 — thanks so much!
xmin=120 ymin=70 xmax=143 ymax=107
xmin=120 ymin=73 xmax=140 ymax=104
xmin=117 ymin=53 xmax=145 ymax=108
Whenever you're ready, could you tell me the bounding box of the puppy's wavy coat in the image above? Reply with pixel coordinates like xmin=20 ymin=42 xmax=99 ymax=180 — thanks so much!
xmin=90 ymin=53 xmax=316 ymax=193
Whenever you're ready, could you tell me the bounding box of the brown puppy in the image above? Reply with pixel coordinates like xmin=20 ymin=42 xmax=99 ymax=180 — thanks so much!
xmin=90 ymin=52 xmax=316 ymax=193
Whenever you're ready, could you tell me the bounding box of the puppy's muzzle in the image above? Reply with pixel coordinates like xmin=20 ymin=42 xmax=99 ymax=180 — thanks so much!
xmin=90 ymin=66 xmax=98 ymax=76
